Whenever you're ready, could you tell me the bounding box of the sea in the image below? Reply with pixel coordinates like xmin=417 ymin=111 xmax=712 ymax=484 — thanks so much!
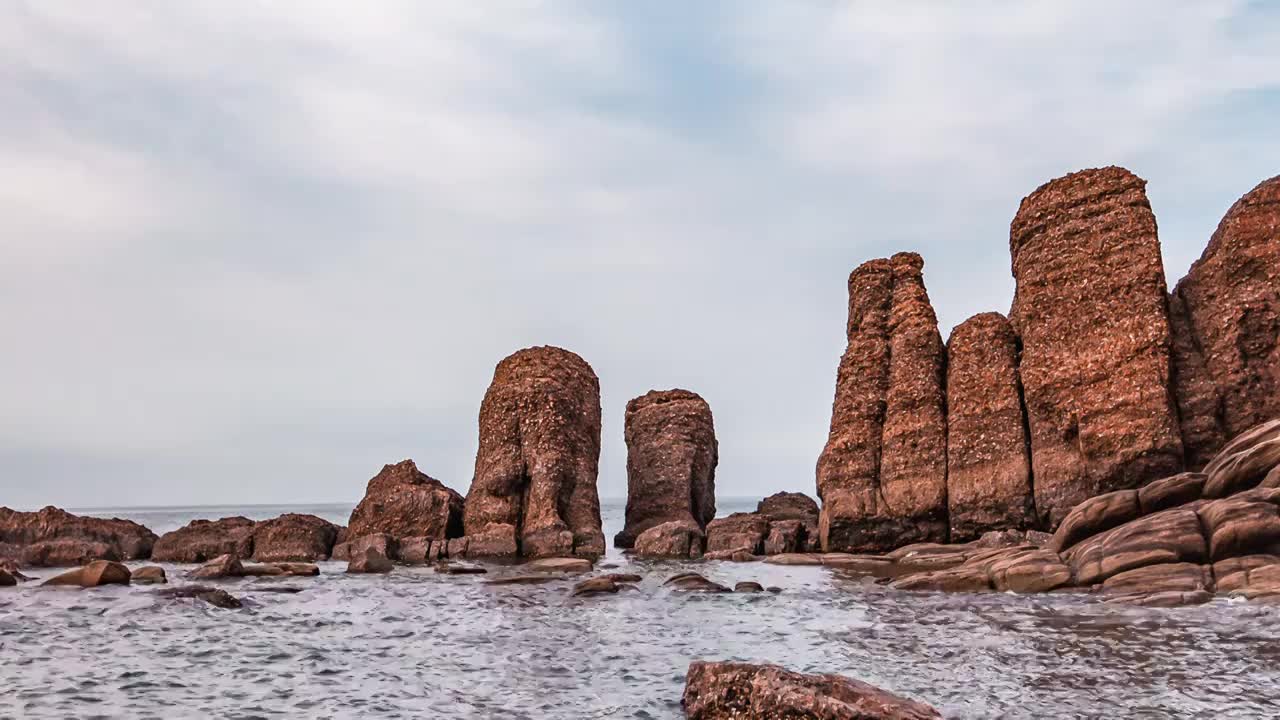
xmin=2 ymin=498 xmax=1278 ymax=719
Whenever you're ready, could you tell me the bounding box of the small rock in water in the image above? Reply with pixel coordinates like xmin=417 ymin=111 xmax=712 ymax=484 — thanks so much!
xmin=131 ymin=566 xmax=167 ymax=585
xmin=43 ymin=560 xmax=132 ymax=588
xmin=734 ymin=581 xmax=764 ymax=593
xmin=571 ymin=577 xmax=620 ymax=597
xmin=525 ymin=557 xmax=593 ymax=574
xmin=664 ymin=573 xmax=731 ymax=593
xmin=347 ymin=548 xmax=393 ymax=574
xmin=435 ymin=561 xmax=487 ymax=575
xmin=157 ymin=585 xmax=243 ymax=609
xmin=188 ymin=554 xmax=244 ymax=580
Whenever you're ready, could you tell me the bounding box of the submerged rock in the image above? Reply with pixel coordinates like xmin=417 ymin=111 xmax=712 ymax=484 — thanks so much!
xmin=463 ymin=346 xmax=605 ymax=559
xmin=616 ymin=389 xmax=718 ymax=551
xmin=0 ymin=506 xmax=156 ymax=568
xmin=682 ymin=661 xmax=941 ymax=719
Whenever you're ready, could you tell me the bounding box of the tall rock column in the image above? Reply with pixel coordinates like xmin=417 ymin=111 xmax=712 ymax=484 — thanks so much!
xmin=945 ymin=312 xmax=1036 ymax=540
xmin=816 ymin=252 xmax=948 ymax=552
xmin=1171 ymin=175 xmax=1280 ymax=454
xmin=1009 ymin=166 xmax=1184 ymax=528
xmin=615 ymin=389 xmax=717 ymax=550
xmin=462 ymin=346 xmax=605 ymax=559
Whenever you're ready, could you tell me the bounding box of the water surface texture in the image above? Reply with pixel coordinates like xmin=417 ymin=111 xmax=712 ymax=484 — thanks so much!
xmin=2 ymin=500 xmax=1277 ymax=718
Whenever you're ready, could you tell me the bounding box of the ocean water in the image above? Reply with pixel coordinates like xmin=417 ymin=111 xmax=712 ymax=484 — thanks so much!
xmin=2 ymin=499 xmax=1279 ymax=719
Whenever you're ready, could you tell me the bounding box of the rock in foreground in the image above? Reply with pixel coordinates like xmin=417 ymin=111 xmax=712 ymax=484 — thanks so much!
xmin=463 ymin=346 xmax=605 ymax=559
xmin=682 ymin=661 xmax=940 ymax=719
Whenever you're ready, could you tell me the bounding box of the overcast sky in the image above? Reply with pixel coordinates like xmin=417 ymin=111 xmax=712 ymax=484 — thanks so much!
xmin=3 ymin=2 xmax=1278 ymax=509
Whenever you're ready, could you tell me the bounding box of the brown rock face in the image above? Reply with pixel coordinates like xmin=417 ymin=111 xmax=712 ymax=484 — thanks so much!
xmin=251 ymin=514 xmax=340 ymax=563
xmin=1009 ymin=166 xmax=1185 ymax=527
xmin=682 ymin=661 xmax=941 ymax=720
xmin=614 ymin=389 xmax=717 ymax=549
xmin=463 ymin=346 xmax=605 ymax=559
xmin=817 ymin=253 xmax=949 ymax=552
xmin=1172 ymin=176 xmax=1280 ymax=448
xmin=152 ymin=517 xmax=256 ymax=563
xmin=945 ymin=312 xmax=1036 ymax=540
xmin=0 ymin=506 xmax=156 ymax=568
xmin=345 ymin=460 xmax=464 ymax=544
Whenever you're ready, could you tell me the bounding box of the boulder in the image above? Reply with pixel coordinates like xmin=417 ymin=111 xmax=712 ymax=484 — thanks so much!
xmin=525 ymin=557 xmax=592 ymax=574
xmin=614 ymin=389 xmax=717 ymax=549
xmin=1008 ymin=167 xmax=1185 ymax=528
xmin=346 ymin=548 xmax=393 ymax=574
xmin=1171 ymin=175 xmax=1280 ymax=444
xmin=251 ymin=514 xmax=340 ymax=563
xmin=705 ymin=513 xmax=769 ymax=555
xmin=1167 ymin=290 xmax=1228 ymax=467
xmin=42 ymin=560 xmax=132 ymax=588
xmin=762 ymin=519 xmax=806 ymax=555
xmin=734 ymin=581 xmax=764 ymax=593
xmin=131 ymin=566 xmax=167 ymax=585
xmin=152 ymin=517 xmax=256 ymax=563
xmin=0 ymin=506 xmax=156 ymax=567
xmin=756 ymin=492 xmax=820 ymax=551
xmin=664 ymin=573 xmax=731 ymax=593
xmin=682 ymin=661 xmax=941 ymax=720
xmin=463 ymin=346 xmax=605 ymax=559
xmin=571 ymin=576 xmax=621 ymax=597
xmin=945 ymin=312 xmax=1036 ymax=541
xmin=396 ymin=536 xmax=434 ymax=565
xmin=817 ymin=253 xmax=948 ymax=553
xmin=188 ymin=553 xmax=244 ymax=580
xmin=633 ymin=520 xmax=704 ymax=559
xmin=345 ymin=459 xmax=464 ymax=546
xmin=331 ymin=533 xmax=398 ymax=563
xmin=1105 ymin=589 xmax=1214 ymax=608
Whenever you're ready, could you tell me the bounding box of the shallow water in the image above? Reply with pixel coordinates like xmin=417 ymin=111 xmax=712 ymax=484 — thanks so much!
xmin=2 ymin=500 xmax=1278 ymax=719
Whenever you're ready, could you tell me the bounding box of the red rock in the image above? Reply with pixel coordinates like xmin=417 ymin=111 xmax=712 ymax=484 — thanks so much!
xmin=1196 ymin=488 xmax=1280 ymax=561
xmin=1050 ymin=490 xmax=1141 ymax=554
xmin=1104 ymin=589 xmax=1214 ymax=607
xmin=682 ymin=661 xmax=941 ymax=720
xmin=131 ymin=566 xmax=167 ymax=584
xmin=1137 ymin=472 xmax=1206 ymax=514
xmin=331 ymin=533 xmax=398 ymax=562
xmin=1167 ymin=291 xmax=1227 ymax=467
xmin=615 ymin=389 xmax=717 ymax=549
xmin=817 ymin=253 xmax=948 ymax=552
xmin=345 ymin=460 xmax=464 ymax=546
xmin=0 ymin=506 xmax=156 ymax=567
xmin=152 ymin=517 xmax=256 ymax=563
xmin=756 ymin=492 xmax=820 ymax=551
xmin=1202 ymin=419 xmax=1280 ymax=498
xmin=1101 ymin=562 xmax=1212 ymax=595
xmin=945 ymin=312 xmax=1036 ymax=541
xmin=1171 ymin=176 xmax=1280 ymax=443
xmin=251 ymin=514 xmax=340 ymax=563
xmin=632 ymin=520 xmax=704 ymax=559
xmin=704 ymin=513 xmax=769 ymax=555
xmin=762 ymin=519 xmax=806 ymax=555
xmin=1065 ymin=508 xmax=1208 ymax=586
xmin=1009 ymin=167 xmax=1185 ymax=528
xmin=463 ymin=346 xmax=605 ymax=559
xmin=42 ymin=559 xmax=132 ymax=588
xmin=396 ymin=536 xmax=433 ymax=565
xmin=346 ymin=547 xmax=392 ymax=574
xmin=570 ymin=576 xmax=620 ymax=597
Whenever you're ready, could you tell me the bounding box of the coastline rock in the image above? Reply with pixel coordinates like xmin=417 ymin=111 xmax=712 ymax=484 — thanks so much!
xmin=1008 ymin=166 xmax=1184 ymax=527
xmin=945 ymin=312 xmax=1036 ymax=540
xmin=1171 ymin=176 xmax=1280 ymax=445
xmin=757 ymin=492 xmax=820 ymax=552
xmin=345 ymin=459 xmax=464 ymax=546
xmin=0 ymin=506 xmax=156 ymax=567
xmin=633 ymin=520 xmax=704 ymax=559
xmin=251 ymin=514 xmax=340 ymax=563
xmin=705 ymin=513 xmax=769 ymax=555
xmin=817 ymin=253 xmax=948 ymax=553
xmin=152 ymin=517 xmax=256 ymax=563
xmin=346 ymin=548 xmax=393 ymax=574
xmin=463 ymin=346 xmax=605 ymax=559
xmin=43 ymin=560 xmax=132 ymax=588
xmin=682 ymin=661 xmax=941 ymax=720
xmin=615 ymin=389 xmax=717 ymax=549
xmin=734 ymin=581 xmax=764 ymax=593
xmin=131 ymin=566 xmax=167 ymax=584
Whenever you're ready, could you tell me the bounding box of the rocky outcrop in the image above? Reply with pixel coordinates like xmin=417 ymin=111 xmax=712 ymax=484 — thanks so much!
xmin=884 ymin=419 xmax=1280 ymax=605
xmin=817 ymin=253 xmax=949 ymax=553
xmin=152 ymin=517 xmax=257 ymax=563
xmin=462 ymin=346 xmax=605 ymax=559
xmin=0 ymin=506 xmax=156 ymax=567
xmin=945 ymin=312 xmax=1036 ymax=541
xmin=615 ymin=389 xmax=717 ymax=550
xmin=251 ymin=514 xmax=341 ymax=562
xmin=1009 ymin=167 xmax=1185 ymax=528
xmin=345 ymin=460 xmax=464 ymax=546
xmin=1171 ymin=176 xmax=1280 ymax=450
xmin=682 ymin=661 xmax=941 ymax=720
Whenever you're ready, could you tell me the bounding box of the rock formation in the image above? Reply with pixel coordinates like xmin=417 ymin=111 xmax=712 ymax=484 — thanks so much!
xmin=345 ymin=460 xmax=464 ymax=545
xmin=757 ymin=492 xmax=821 ymax=552
xmin=1009 ymin=166 xmax=1185 ymax=527
xmin=251 ymin=514 xmax=341 ymax=563
xmin=682 ymin=661 xmax=941 ymax=720
xmin=1170 ymin=175 xmax=1280 ymax=456
xmin=945 ymin=312 xmax=1035 ymax=540
xmin=816 ymin=252 xmax=948 ymax=552
xmin=0 ymin=506 xmax=156 ymax=567
xmin=615 ymin=389 xmax=717 ymax=550
xmin=462 ymin=346 xmax=605 ymax=559
xmin=154 ymin=514 xmax=340 ymax=563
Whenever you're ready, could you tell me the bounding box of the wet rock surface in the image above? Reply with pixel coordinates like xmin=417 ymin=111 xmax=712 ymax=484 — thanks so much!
xmin=0 ymin=506 xmax=156 ymax=567
xmin=463 ymin=346 xmax=605 ymax=559
xmin=682 ymin=661 xmax=941 ymax=720
xmin=616 ymin=389 xmax=717 ymax=550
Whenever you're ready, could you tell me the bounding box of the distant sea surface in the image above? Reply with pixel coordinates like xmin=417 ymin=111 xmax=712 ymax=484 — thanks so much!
xmin=2 ymin=499 xmax=1278 ymax=718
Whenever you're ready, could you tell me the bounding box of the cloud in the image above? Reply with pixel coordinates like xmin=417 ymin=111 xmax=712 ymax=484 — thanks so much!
xmin=1 ymin=1 xmax=1277 ymax=508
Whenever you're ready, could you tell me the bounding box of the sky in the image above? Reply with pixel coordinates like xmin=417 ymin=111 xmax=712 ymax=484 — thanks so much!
xmin=3 ymin=1 xmax=1279 ymax=509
